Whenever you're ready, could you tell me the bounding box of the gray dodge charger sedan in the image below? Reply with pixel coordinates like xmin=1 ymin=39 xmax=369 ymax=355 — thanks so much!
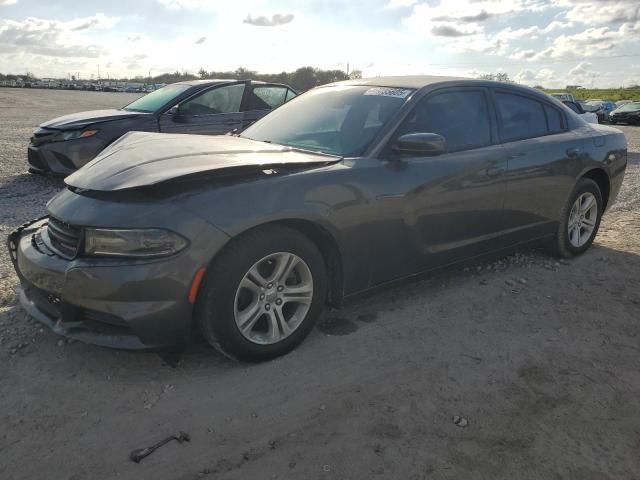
xmin=8 ymin=76 xmax=627 ymax=361
xmin=27 ymin=79 xmax=297 ymax=176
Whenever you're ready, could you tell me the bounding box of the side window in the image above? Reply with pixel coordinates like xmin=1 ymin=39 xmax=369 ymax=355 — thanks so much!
xmin=286 ymin=89 xmax=297 ymax=102
xmin=179 ymin=84 xmax=245 ymax=115
xmin=563 ymin=101 xmax=580 ymax=114
xmin=495 ymin=91 xmax=565 ymax=142
xmin=545 ymin=104 xmax=564 ymax=132
xmin=395 ymin=89 xmax=491 ymax=153
xmin=249 ymin=86 xmax=288 ymax=110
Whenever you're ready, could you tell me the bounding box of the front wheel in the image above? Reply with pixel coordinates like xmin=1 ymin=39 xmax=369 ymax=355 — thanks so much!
xmin=552 ymin=178 xmax=603 ymax=258
xmin=195 ymin=225 xmax=327 ymax=361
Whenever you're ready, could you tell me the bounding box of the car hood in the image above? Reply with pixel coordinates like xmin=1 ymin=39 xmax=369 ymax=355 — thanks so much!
xmin=611 ymin=109 xmax=639 ymax=116
xmin=40 ymin=109 xmax=149 ymax=130
xmin=65 ymin=132 xmax=341 ymax=191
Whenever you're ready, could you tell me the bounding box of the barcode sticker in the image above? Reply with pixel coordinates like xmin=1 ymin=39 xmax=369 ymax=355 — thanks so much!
xmin=364 ymin=87 xmax=412 ymax=98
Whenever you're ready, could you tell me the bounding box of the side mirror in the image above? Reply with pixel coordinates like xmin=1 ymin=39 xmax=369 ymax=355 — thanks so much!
xmin=167 ymin=105 xmax=180 ymax=115
xmin=393 ymin=133 xmax=447 ymax=156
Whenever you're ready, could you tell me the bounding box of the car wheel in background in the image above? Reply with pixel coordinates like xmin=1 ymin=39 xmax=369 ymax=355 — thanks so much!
xmin=195 ymin=225 xmax=327 ymax=361
xmin=552 ymin=178 xmax=603 ymax=258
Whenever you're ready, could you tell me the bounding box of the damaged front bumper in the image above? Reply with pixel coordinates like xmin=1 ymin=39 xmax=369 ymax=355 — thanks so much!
xmin=27 ymin=136 xmax=108 ymax=176
xmin=7 ymin=217 xmax=198 ymax=350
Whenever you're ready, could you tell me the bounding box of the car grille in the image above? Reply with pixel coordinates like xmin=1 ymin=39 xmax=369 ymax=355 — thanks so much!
xmin=46 ymin=217 xmax=82 ymax=259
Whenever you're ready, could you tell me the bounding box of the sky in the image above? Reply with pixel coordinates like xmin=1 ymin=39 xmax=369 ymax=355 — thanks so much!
xmin=0 ymin=0 xmax=639 ymax=88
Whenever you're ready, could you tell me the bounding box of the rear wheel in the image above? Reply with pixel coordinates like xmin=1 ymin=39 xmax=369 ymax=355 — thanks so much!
xmin=195 ymin=225 xmax=327 ymax=361
xmin=552 ymin=178 xmax=603 ymax=258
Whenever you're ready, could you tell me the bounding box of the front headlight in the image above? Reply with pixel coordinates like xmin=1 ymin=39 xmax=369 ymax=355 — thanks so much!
xmin=84 ymin=228 xmax=188 ymax=258
xmin=53 ymin=129 xmax=99 ymax=142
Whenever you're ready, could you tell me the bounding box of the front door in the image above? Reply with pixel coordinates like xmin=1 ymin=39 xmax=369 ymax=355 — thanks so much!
xmin=159 ymin=83 xmax=246 ymax=135
xmin=370 ymin=87 xmax=509 ymax=284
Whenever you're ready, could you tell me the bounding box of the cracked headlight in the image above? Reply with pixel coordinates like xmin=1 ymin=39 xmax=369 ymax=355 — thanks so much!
xmin=84 ymin=228 xmax=188 ymax=258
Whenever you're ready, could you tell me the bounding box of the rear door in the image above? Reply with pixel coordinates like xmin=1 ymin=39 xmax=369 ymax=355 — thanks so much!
xmin=241 ymin=84 xmax=295 ymax=130
xmin=159 ymin=83 xmax=246 ymax=135
xmin=494 ymin=89 xmax=582 ymax=241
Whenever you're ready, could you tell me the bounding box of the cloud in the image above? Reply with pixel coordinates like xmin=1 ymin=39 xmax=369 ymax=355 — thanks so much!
xmin=541 ymin=22 xmax=640 ymax=59
xmin=0 ymin=0 xmax=17 ymax=5
xmin=383 ymin=0 xmax=418 ymax=9
xmin=433 ymin=10 xmax=492 ymax=23
xmin=157 ymin=0 xmax=210 ymax=10
xmin=243 ymin=13 xmax=295 ymax=27
xmin=69 ymin=13 xmax=119 ymax=31
xmin=514 ymin=68 xmax=556 ymax=86
xmin=0 ymin=16 xmax=111 ymax=58
xmin=431 ymin=25 xmax=474 ymax=37
xmin=401 ymin=0 xmax=552 ymax=55
xmin=195 ymin=36 xmax=206 ymax=44
xmin=560 ymin=0 xmax=640 ymax=25
xmin=124 ymin=53 xmax=147 ymax=70
xmin=511 ymin=49 xmax=537 ymax=60
xmin=568 ymin=61 xmax=593 ymax=77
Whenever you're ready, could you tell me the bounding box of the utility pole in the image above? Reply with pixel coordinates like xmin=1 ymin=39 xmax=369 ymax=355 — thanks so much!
xmin=346 ymin=62 xmax=350 ymax=77
xmin=97 ymin=64 xmax=100 ymax=84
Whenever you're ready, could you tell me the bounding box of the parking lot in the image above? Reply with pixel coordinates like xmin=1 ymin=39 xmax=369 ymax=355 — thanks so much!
xmin=1 ymin=88 xmax=640 ymax=480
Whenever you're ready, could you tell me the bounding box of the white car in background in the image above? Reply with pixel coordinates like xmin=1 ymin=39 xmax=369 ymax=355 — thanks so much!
xmin=551 ymin=92 xmax=576 ymax=102
xmin=563 ymin=100 xmax=599 ymax=124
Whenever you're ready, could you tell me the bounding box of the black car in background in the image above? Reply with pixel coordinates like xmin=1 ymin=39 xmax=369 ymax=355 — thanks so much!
xmin=609 ymin=101 xmax=640 ymax=125
xmin=27 ymin=80 xmax=297 ymax=175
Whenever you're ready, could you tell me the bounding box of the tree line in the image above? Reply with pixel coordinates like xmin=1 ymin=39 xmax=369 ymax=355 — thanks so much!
xmin=153 ymin=66 xmax=363 ymax=91
xmin=0 ymin=66 xmax=363 ymax=92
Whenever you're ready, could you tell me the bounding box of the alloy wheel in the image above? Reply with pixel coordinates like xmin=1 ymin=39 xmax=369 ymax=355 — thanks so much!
xmin=234 ymin=252 xmax=314 ymax=345
xmin=567 ymin=192 xmax=598 ymax=248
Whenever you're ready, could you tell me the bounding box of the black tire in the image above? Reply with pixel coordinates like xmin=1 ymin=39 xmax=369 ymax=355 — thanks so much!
xmin=195 ymin=225 xmax=327 ymax=362
xmin=552 ymin=178 xmax=603 ymax=258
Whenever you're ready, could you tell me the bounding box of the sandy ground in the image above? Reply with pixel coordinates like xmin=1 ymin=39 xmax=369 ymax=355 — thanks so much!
xmin=1 ymin=88 xmax=639 ymax=480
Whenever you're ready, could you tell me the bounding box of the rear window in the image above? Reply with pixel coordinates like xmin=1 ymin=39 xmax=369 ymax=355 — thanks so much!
xmin=545 ymin=105 xmax=564 ymax=132
xmin=496 ymin=91 xmax=565 ymax=142
xmin=250 ymin=86 xmax=288 ymax=109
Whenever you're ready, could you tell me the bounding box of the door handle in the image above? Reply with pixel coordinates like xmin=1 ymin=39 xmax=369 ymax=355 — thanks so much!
xmin=566 ymin=147 xmax=581 ymax=157
xmin=486 ymin=167 xmax=505 ymax=177
xmin=508 ymin=152 xmax=526 ymax=159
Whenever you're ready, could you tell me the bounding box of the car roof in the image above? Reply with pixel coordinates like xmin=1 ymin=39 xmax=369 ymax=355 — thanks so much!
xmin=326 ymin=75 xmax=467 ymax=89
xmin=322 ymin=75 xmax=565 ymax=104
xmin=174 ymin=79 xmax=284 ymax=87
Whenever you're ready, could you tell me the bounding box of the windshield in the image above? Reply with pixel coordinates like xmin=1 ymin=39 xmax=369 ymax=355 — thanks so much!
xmin=240 ymin=85 xmax=414 ymax=156
xmin=617 ymin=102 xmax=640 ymax=112
xmin=123 ymin=84 xmax=191 ymax=112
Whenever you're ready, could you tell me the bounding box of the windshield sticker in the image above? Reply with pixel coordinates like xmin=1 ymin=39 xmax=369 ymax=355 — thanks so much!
xmin=364 ymin=87 xmax=412 ymax=99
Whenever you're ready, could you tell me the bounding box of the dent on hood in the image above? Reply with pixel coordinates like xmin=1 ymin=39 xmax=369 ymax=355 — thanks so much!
xmin=65 ymin=132 xmax=341 ymax=192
